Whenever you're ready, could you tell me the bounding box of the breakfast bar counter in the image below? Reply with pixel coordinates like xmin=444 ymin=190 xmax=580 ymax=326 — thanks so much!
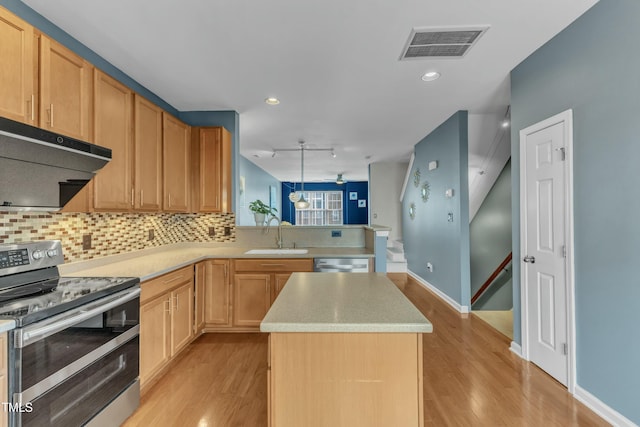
xmin=261 ymin=272 xmax=432 ymax=427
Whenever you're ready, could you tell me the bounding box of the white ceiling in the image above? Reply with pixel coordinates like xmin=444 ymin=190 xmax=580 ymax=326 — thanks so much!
xmin=23 ymin=0 xmax=597 ymax=182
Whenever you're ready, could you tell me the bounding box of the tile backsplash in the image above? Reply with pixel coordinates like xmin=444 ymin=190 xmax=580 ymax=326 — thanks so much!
xmin=0 ymin=212 xmax=235 ymax=262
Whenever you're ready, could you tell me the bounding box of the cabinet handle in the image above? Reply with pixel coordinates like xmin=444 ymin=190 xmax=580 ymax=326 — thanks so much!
xmin=28 ymin=95 xmax=34 ymax=121
xmin=140 ymin=190 xmax=144 ymax=206
xmin=224 ymin=264 xmax=228 ymax=279
xmin=47 ymin=104 xmax=54 ymax=127
xmin=164 ymin=299 xmax=171 ymax=313
xmin=168 ymin=193 xmax=172 ymax=207
xmin=261 ymin=263 xmax=285 ymax=267
xmin=174 ymin=295 xmax=179 ymax=310
xmin=131 ymin=188 xmax=134 ymax=207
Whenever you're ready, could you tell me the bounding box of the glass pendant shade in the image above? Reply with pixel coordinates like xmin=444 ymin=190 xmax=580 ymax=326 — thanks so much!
xmin=288 ymin=192 xmax=300 ymax=203
xmin=294 ymin=195 xmax=310 ymax=209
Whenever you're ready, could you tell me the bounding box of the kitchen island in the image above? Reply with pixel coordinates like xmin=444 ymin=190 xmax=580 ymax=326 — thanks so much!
xmin=261 ymin=272 xmax=432 ymax=427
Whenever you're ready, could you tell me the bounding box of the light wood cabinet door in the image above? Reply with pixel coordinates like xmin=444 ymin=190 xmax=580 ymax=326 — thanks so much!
xmin=134 ymin=95 xmax=163 ymax=211
xmin=140 ymin=295 xmax=171 ymax=387
xmin=170 ymin=281 xmax=194 ymax=356
xmin=193 ymin=127 xmax=232 ymax=213
xmin=163 ymin=113 xmax=190 ymax=212
xmin=233 ymin=273 xmax=271 ymax=328
xmin=39 ymin=36 xmax=91 ymax=141
xmin=198 ymin=260 xmax=230 ymax=326
xmin=93 ymin=70 xmax=133 ymax=210
xmin=273 ymin=273 xmax=292 ymax=303
xmin=0 ymin=8 xmax=35 ymax=124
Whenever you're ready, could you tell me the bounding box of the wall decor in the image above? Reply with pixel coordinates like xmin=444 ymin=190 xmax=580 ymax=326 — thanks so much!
xmin=421 ymin=182 xmax=430 ymax=203
xmin=413 ymin=168 xmax=421 ymax=187
xmin=349 ymin=191 xmax=358 ymax=200
xmin=358 ymin=199 xmax=366 ymax=208
xmin=409 ymin=203 xmax=416 ymax=220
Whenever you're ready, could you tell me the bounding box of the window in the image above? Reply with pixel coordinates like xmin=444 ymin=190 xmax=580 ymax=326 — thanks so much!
xmin=295 ymin=191 xmax=343 ymax=225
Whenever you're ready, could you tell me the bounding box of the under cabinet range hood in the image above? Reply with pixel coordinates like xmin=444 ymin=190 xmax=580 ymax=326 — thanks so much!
xmin=0 ymin=116 xmax=111 ymax=211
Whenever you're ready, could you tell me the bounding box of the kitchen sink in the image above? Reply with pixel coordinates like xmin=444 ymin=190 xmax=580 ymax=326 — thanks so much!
xmin=244 ymin=249 xmax=309 ymax=255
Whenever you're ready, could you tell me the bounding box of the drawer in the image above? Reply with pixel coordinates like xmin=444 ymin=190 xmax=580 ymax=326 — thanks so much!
xmin=141 ymin=266 xmax=193 ymax=304
xmin=233 ymin=258 xmax=313 ymax=273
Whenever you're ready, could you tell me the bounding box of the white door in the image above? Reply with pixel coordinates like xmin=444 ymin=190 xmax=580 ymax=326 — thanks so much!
xmin=520 ymin=110 xmax=573 ymax=387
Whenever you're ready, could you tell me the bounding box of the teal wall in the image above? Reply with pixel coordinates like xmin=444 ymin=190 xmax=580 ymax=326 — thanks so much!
xmin=238 ymin=156 xmax=281 ymax=226
xmin=402 ymin=111 xmax=470 ymax=306
xmin=511 ymin=0 xmax=639 ymax=422
xmin=470 ymin=160 xmax=512 ymax=310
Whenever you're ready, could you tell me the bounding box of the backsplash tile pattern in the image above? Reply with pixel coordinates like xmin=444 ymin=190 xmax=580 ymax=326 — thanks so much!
xmin=0 ymin=212 xmax=235 ymax=262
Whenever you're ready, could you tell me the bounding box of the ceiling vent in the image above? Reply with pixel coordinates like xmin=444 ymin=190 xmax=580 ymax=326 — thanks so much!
xmin=400 ymin=26 xmax=489 ymax=60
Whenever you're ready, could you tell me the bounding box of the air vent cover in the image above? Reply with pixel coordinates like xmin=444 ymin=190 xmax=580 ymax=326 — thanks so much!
xmin=400 ymin=27 xmax=489 ymax=60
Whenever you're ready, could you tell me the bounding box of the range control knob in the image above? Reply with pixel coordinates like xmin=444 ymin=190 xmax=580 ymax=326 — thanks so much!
xmin=46 ymin=249 xmax=59 ymax=258
xmin=32 ymin=250 xmax=44 ymax=260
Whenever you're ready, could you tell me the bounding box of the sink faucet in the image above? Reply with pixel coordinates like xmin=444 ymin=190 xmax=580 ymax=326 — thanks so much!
xmin=266 ymin=215 xmax=283 ymax=249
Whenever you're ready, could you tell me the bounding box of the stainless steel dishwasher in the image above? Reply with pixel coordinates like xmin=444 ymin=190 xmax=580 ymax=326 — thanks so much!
xmin=313 ymin=258 xmax=370 ymax=272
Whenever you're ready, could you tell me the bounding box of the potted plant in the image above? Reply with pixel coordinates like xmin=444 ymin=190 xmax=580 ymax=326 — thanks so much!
xmin=249 ymin=199 xmax=277 ymax=226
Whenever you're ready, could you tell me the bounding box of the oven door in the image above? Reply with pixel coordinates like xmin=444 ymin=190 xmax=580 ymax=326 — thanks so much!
xmin=10 ymin=287 xmax=140 ymax=427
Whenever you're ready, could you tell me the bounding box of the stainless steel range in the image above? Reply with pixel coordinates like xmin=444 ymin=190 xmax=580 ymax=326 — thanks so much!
xmin=0 ymin=240 xmax=140 ymax=427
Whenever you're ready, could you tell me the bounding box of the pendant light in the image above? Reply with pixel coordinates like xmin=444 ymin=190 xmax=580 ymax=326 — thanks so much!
xmin=336 ymin=173 xmax=345 ymax=185
xmin=294 ymin=141 xmax=310 ymax=209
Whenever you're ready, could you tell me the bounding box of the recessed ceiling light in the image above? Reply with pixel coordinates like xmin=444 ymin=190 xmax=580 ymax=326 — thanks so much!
xmin=265 ymin=97 xmax=280 ymax=105
xmin=421 ymin=71 xmax=441 ymax=82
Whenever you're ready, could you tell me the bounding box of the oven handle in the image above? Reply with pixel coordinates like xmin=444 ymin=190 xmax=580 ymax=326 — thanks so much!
xmin=16 ymin=288 xmax=141 ymax=348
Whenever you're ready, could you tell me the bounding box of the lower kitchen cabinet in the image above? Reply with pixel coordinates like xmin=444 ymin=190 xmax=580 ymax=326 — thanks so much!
xmin=233 ymin=274 xmax=271 ymax=328
xmin=231 ymin=259 xmax=313 ymax=329
xmin=196 ymin=260 xmax=231 ymax=329
xmin=170 ymin=282 xmax=194 ymax=356
xmin=140 ymin=293 xmax=170 ymax=386
xmin=139 ymin=266 xmax=194 ymax=390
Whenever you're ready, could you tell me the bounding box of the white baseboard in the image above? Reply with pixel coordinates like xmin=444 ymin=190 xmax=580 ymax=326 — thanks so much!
xmin=573 ymin=385 xmax=637 ymax=427
xmin=509 ymin=341 xmax=523 ymax=358
xmin=407 ymin=270 xmax=469 ymax=313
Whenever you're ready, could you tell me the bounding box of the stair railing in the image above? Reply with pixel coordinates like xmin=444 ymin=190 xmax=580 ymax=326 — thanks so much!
xmin=471 ymin=252 xmax=512 ymax=305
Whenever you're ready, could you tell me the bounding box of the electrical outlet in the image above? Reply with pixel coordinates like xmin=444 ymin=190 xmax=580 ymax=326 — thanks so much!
xmin=331 ymin=230 xmax=342 ymax=237
xmin=426 ymin=262 xmax=433 ymax=272
xmin=224 ymin=226 xmax=231 ymax=236
xmin=208 ymin=227 xmax=215 ymax=237
xmin=148 ymin=229 xmax=154 ymax=241
xmin=82 ymin=234 xmax=92 ymax=250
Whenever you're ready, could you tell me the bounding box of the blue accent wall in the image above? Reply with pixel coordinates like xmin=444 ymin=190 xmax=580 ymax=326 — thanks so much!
xmin=402 ymin=111 xmax=470 ymax=306
xmin=237 ymin=156 xmax=281 ymax=226
xmin=511 ymin=0 xmax=639 ymax=422
xmin=280 ymin=181 xmax=369 ymax=225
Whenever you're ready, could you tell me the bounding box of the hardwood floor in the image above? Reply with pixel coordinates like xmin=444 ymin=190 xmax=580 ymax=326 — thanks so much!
xmin=124 ymin=274 xmax=607 ymax=426
xmin=472 ymin=309 xmax=514 ymax=339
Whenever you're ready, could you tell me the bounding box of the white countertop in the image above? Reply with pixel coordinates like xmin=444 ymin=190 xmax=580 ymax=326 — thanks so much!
xmin=260 ymin=272 xmax=432 ymax=333
xmin=59 ymin=244 xmax=373 ymax=282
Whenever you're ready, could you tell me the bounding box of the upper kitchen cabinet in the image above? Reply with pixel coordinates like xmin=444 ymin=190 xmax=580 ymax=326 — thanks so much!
xmin=93 ymin=70 xmax=133 ymax=210
xmin=163 ymin=113 xmax=190 ymax=212
xmin=191 ymin=127 xmax=232 ymax=213
xmin=39 ymin=36 xmax=92 ymax=141
xmin=0 ymin=8 xmax=35 ymax=125
xmin=134 ymin=95 xmax=163 ymax=211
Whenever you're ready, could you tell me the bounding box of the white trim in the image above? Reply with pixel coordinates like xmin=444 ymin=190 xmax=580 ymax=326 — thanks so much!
xmin=407 ymin=270 xmax=469 ymax=313
xmin=399 ymin=152 xmax=415 ymax=203
xmin=574 ymin=385 xmax=637 ymax=427
xmin=375 ymin=230 xmax=390 ymax=237
xmin=519 ymin=109 xmax=576 ymax=392
xmin=509 ymin=341 xmax=523 ymax=358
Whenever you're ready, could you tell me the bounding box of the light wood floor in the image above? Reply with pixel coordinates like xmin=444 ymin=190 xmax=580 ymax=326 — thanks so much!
xmin=124 ymin=275 xmax=607 ymax=426
xmin=473 ymin=309 xmax=514 ymax=339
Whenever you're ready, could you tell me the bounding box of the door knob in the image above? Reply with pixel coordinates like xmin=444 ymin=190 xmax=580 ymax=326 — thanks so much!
xmin=523 ymin=255 xmax=536 ymax=263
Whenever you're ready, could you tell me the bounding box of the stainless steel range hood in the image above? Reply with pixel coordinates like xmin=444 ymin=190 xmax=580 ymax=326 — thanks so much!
xmin=0 ymin=116 xmax=111 ymax=211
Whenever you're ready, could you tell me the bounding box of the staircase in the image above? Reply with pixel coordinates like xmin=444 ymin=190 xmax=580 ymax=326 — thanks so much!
xmin=386 ymin=239 xmax=407 ymax=273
